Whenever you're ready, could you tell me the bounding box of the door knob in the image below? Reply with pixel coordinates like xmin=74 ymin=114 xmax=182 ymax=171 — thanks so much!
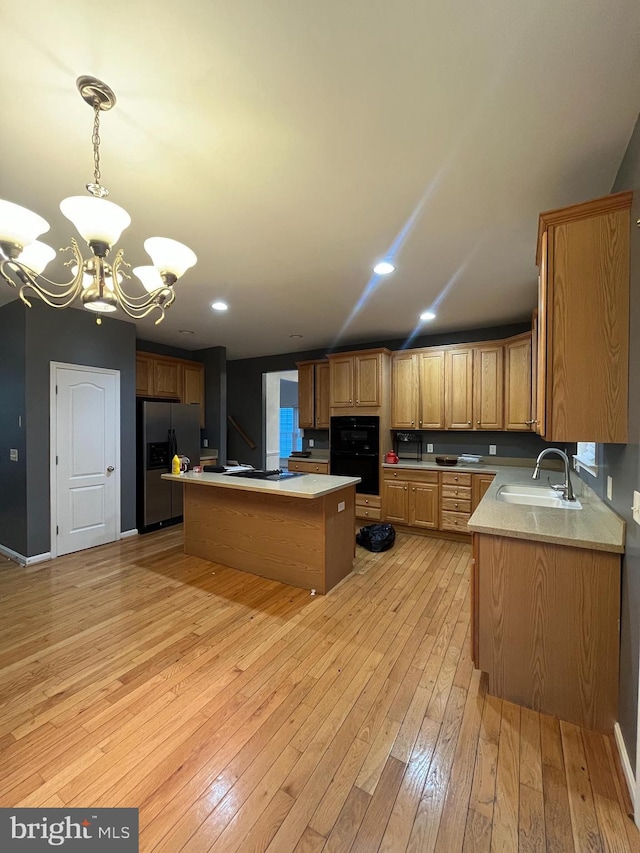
xmin=107 ymin=466 xmax=115 ymax=473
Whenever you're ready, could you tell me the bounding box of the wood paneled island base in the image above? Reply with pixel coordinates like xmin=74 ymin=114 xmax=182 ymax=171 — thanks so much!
xmin=170 ymin=474 xmax=358 ymax=593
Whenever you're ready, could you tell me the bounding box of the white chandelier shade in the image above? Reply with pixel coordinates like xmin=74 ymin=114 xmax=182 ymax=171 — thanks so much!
xmin=144 ymin=237 xmax=197 ymax=279
xmin=18 ymin=241 xmax=57 ymax=275
xmin=133 ymin=265 xmax=165 ymax=293
xmin=0 ymin=200 xmax=50 ymax=249
xmin=60 ymin=196 xmax=132 ymax=248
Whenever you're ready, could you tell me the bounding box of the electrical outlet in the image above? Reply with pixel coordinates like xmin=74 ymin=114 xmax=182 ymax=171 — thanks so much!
xmin=9 ymin=449 xmax=18 ymax=462
xmin=489 ymin=445 xmax=497 ymax=456
xmin=427 ymin=443 xmax=434 ymax=453
xmin=606 ymin=476 xmax=613 ymax=501
xmin=633 ymin=491 xmax=640 ymax=526
xmin=203 ymin=438 xmax=208 ymax=447
xmin=309 ymin=439 xmax=314 ymax=447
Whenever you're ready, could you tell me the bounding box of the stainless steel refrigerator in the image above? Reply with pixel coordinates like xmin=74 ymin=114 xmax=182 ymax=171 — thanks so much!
xmin=137 ymin=401 xmax=201 ymax=534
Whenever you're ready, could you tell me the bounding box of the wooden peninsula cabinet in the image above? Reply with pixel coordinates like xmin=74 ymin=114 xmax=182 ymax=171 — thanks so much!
xmin=535 ymin=191 xmax=631 ymax=442
xmin=296 ymin=360 xmax=330 ymax=429
xmin=472 ymin=532 xmax=620 ymax=732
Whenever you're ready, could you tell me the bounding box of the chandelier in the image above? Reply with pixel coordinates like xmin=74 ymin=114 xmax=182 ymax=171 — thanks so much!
xmin=0 ymin=76 xmax=197 ymax=325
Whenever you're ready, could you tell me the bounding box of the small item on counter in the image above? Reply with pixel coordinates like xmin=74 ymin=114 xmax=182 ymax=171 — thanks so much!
xmin=192 ymin=465 xmax=203 ymax=473
xmin=179 ymin=455 xmax=190 ymax=473
xmin=171 ymin=454 xmax=181 ymax=475
xmin=290 ymin=450 xmax=312 ymax=458
xmin=458 ymin=453 xmax=483 ymax=464
xmin=384 ymin=450 xmax=399 ymax=464
xmin=435 ymin=455 xmax=459 ymax=466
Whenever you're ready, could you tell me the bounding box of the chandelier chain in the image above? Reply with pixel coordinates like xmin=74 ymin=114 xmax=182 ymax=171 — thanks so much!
xmin=92 ymin=102 xmax=102 ymax=187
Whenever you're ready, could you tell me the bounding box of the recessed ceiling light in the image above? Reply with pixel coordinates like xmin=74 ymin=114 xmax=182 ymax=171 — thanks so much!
xmin=289 ymin=334 xmax=303 ymax=340
xmin=179 ymin=329 xmax=195 ymax=335
xmin=211 ymin=301 xmax=228 ymax=311
xmin=373 ymin=261 xmax=395 ymax=275
xmin=420 ymin=311 xmax=436 ymax=321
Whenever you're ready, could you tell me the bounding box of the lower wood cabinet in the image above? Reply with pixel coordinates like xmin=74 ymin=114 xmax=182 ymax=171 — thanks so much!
xmin=382 ymin=469 xmax=439 ymax=529
xmin=288 ymin=459 xmax=329 ymax=474
xmin=382 ymin=468 xmax=494 ymax=536
xmin=355 ymin=494 xmax=382 ymax=521
xmin=473 ymin=532 xmax=620 ymax=733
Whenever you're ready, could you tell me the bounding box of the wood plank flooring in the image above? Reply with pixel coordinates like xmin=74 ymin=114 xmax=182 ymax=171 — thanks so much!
xmin=0 ymin=528 xmax=637 ymax=852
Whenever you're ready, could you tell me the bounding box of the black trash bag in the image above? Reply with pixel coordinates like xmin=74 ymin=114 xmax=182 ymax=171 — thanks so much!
xmin=356 ymin=523 xmax=396 ymax=552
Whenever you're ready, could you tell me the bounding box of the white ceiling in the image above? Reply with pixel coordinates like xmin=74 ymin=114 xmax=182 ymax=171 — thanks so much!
xmin=1 ymin=0 xmax=638 ymax=359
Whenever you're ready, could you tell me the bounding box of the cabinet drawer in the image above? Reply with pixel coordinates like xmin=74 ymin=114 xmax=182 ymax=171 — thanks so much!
xmin=441 ymin=485 xmax=472 ymax=500
xmin=288 ymin=460 xmax=329 ymax=474
xmin=441 ymin=497 xmax=472 ymax=513
xmin=356 ymin=494 xmax=381 ymax=508
xmin=383 ymin=469 xmax=438 ymax=484
xmin=440 ymin=510 xmax=471 ymax=533
xmin=356 ymin=506 xmax=382 ymax=521
xmin=441 ymin=472 xmax=472 ymax=486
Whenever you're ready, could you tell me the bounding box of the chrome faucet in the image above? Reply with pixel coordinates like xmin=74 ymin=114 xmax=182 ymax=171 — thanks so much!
xmin=532 ymin=448 xmax=576 ymax=501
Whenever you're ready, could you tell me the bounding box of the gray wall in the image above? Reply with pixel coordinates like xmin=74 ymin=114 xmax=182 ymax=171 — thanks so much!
xmin=0 ymin=302 xmax=27 ymax=555
xmin=23 ymin=302 xmax=137 ymax=557
xmin=581 ymin=113 xmax=640 ymax=768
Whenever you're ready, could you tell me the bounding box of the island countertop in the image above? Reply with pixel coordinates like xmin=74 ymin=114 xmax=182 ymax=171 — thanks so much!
xmin=162 ymin=470 xmax=361 ymax=499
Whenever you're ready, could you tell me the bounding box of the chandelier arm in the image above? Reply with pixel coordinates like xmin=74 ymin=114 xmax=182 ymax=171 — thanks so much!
xmin=0 ymin=253 xmax=85 ymax=305
xmin=110 ymin=254 xmax=177 ymax=308
xmin=107 ymin=296 xmax=166 ymax=324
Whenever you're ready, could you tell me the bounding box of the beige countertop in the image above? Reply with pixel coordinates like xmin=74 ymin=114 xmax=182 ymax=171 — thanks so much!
xmin=289 ymin=453 xmax=330 ymax=463
xmin=467 ymin=466 xmax=625 ymax=553
xmin=162 ymin=470 xmax=360 ymax=499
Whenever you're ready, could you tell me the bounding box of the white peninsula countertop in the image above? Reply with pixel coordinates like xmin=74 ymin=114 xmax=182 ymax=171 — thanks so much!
xmin=162 ymin=470 xmax=360 ymax=500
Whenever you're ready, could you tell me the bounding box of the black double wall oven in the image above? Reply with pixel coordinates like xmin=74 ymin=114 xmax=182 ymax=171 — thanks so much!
xmin=330 ymin=415 xmax=380 ymax=495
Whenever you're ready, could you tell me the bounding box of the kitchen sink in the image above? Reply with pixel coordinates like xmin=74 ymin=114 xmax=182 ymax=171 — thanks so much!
xmin=496 ymin=484 xmax=582 ymax=509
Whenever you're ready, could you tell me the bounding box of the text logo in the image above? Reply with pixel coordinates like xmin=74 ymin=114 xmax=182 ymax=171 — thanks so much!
xmin=0 ymin=809 xmax=138 ymax=850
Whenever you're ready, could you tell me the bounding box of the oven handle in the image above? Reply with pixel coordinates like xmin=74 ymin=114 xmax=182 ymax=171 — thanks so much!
xmin=330 ymin=450 xmax=378 ymax=458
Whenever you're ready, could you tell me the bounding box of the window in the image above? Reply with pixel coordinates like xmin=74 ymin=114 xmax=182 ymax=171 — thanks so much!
xmin=574 ymin=442 xmax=598 ymax=477
xmin=279 ymin=407 xmax=302 ymax=458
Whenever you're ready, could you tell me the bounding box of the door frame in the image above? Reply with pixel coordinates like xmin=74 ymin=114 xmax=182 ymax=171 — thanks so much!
xmin=49 ymin=362 xmax=121 ymax=559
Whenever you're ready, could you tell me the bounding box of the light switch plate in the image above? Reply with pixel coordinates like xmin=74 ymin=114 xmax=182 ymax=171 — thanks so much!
xmin=9 ymin=449 xmax=18 ymax=462
xmin=309 ymin=439 xmax=314 ymax=447
xmin=338 ymin=501 xmax=345 ymax=512
xmin=607 ymin=476 xmax=613 ymax=501
xmin=203 ymin=438 xmax=208 ymax=447
xmin=633 ymin=491 xmax=640 ymax=526
xmin=427 ymin=443 xmax=434 ymax=453
xmin=489 ymin=445 xmax=497 ymax=455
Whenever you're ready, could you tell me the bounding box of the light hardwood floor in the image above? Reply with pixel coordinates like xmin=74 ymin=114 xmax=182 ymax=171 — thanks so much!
xmin=0 ymin=528 xmax=638 ymax=852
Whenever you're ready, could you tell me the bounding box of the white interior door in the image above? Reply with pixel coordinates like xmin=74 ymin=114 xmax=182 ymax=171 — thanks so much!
xmin=52 ymin=365 xmax=120 ymax=556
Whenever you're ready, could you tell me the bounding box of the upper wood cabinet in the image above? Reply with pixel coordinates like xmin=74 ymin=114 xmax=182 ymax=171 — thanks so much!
xmin=445 ymin=347 xmax=474 ymax=429
xmin=473 ymin=345 xmax=503 ymax=430
xmin=535 ymin=192 xmax=631 ymax=443
xmin=328 ymin=349 xmax=390 ymax=410
xmin=391 ymin=350 xmax=445 ymax=429
xmin=296 ymin=360 xmax=330 ymax=429
xmin=504 ymin=333 xmax=533 ymax=431
xmin=135 ymin=352 xmax=205 ymax=426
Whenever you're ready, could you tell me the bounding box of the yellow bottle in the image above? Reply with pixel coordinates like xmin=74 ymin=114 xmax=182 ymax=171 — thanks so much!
xmin=171 ymin=454 xmax=181 ymax=475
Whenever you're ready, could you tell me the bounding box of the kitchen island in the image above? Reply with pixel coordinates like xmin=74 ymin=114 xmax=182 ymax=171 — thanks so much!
xmin=162 ymin=471 xmax=360 ymax=593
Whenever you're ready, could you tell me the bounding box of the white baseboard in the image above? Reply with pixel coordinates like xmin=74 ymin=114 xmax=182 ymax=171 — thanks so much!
xmin=120 ymin=529 xmax=138 ymax=539
xmin=614 ymin=722 xmax=636 ymax=816
xmin=0 ymin=544 xmax=52 ymax=567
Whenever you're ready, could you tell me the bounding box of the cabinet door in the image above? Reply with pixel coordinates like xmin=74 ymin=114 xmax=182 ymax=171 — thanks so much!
xmin=445 ymin=348 xmax=473 ymax=429
xmin=410 ymin=482 xmax=439 ymax=529
xmin=391 ymin=353 xmax=417 ymax=429
xmin=183 ymin=363 xmax=205 ymax=427
xmin=417 ymin=350 xmax=445 ymax=429
xmin=472 ymin=474 xmax=495 ymax=511
xmin=330 ymin=357 xmax=354 ymax=407
xmin=136 ymin=354 xmax=154 ymax=396
xmin=297 ymin=363 xmax=315 ymax=428
xmin=153 ymin=359 xmax=182 ymax=399
xmin=530 ymin=312 xmax=538 ymax=435
xmin=382 ymin=480 xmax=409 ymax=523
xmin=504 ymin=335 xmax=532 ymax=430
xmin=355 ymin=353 xmax=381 ymax=406
xmin=474 ymin=345 xmax=503 ymax=430
xmin=315 ymin=362 xmax=330 ymax=428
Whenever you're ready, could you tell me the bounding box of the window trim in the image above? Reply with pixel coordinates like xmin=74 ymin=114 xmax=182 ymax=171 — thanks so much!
xmin=574 ymin=442 xmax=598 ymax=478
